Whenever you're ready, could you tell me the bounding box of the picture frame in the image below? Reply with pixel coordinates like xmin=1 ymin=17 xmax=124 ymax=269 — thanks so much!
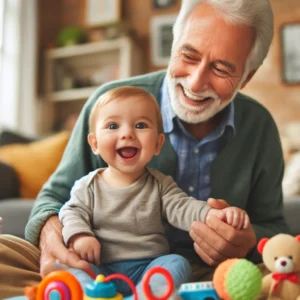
xmin=280 ymin=23 xmax=300 ymax=85
xmin=150 ymin=14 xmax=177 ymax=66
xmin=152 ymin=0 xmax=176 ymax=9
xmin=83 ymin=0 xmax=121 ymax=27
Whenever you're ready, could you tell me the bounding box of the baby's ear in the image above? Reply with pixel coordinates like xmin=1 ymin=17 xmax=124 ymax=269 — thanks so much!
xmin=154 ymin=133 xmax=165 ymax=156
xmin=87 ymin=132 xmax=99 ymax=155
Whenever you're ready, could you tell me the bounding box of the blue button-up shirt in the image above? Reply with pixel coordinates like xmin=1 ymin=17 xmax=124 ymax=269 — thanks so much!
xmin=160 ymin=77 xmax=236 ymax=202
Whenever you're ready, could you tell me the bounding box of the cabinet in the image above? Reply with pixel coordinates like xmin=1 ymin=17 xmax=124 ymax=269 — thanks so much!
xmin=41 ymin=36 xmax=143 ymax=133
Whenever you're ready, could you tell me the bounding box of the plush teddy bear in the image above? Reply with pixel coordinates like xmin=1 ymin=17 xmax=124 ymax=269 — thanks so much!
xmin=257 ymin=234 xmax=300 ymax=300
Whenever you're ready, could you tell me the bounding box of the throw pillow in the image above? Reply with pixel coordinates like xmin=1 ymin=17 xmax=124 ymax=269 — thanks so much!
xmin=0 ymin=131 xmax=70 ymax=199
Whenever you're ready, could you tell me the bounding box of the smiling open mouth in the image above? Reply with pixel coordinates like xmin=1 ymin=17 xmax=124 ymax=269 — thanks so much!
xmin=181 ymin=86 xmax=213 ymax=102
xmin=117 ymin=147 xmax=138 ymax=159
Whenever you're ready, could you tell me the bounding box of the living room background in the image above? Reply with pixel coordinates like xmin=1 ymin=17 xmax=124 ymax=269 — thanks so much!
xmin=0 ymin=0 xmax=299 ymax=136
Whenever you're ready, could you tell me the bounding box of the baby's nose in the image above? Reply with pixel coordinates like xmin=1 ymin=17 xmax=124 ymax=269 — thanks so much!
xmin=121 ymin=127 xmax=135 ymax=139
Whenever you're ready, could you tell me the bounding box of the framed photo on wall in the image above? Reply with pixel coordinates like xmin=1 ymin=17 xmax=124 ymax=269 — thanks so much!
xmin=83 ymin=0 xmax=121 ymax=27
xmin=152 ymin=0 xmax=176 ymax=9
xmin=280 ymin=23 xmax=300 ymax=84
xmin=150 ymin=14 xmax=177 ymax=66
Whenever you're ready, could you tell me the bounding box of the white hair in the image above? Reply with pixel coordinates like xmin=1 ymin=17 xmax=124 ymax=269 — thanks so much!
xmin=172 ymin=0 xmax=274 ymax=74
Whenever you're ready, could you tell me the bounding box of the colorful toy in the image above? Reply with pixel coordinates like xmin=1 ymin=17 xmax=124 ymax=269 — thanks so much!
xmin=212 ymin=258 xmax=262 ymax=300
xmin=257 ymin=233 xmax=300 ymax=299
xmin=178 ymin=281 xmax=219 ymax=300
xmin=24 ymin=266 xmax=174 ymax=300
xmin=23 ymin=259 xmax=268 ymax=300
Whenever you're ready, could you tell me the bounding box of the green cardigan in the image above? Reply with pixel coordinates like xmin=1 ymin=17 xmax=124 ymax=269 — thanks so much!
xmin=26 ymin=71 xmax=289 ymax=259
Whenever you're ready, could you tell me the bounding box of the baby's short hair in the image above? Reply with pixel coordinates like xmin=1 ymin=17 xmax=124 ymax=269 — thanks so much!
xmin=89 ymin=86 xmax=163 ymax=133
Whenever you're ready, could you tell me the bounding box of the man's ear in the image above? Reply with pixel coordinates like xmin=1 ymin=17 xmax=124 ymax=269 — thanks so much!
xmin=241 ymin=69 xmax=257 ymax=89
xmin=154 ymin=133 xmax=165 ymax=156
xmin=87 ymin=132 xmax=100 ymax=155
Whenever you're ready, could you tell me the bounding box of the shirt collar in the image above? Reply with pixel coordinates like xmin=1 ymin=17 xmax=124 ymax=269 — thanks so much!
xmin=161 ymin=76 xmax=236 ymax=136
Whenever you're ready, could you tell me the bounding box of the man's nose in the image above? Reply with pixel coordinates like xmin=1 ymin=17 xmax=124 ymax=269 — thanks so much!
xmin=188 ymin=63 xmax=210 ymax=93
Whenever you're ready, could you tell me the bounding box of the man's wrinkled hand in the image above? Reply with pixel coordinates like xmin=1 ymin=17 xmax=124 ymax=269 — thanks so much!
xmin=39 ymin=215 xmax=91 ymax=277
xmin=189 ymin=198 xmax=256 ymax=266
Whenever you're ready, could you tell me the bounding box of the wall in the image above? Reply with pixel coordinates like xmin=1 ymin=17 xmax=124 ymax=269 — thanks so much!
xmin=38 ymin=0 xmax=300 ymax=130
xmin=243 ymin=0 xmax=300 ymax=131
xmin=124 ymin=0 xmax=180 ymax=72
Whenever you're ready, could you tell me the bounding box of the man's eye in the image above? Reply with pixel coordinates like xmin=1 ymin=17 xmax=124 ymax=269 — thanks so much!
xmin=213 ymin=66 xmax=228 ymax=76
xmin=108 ymin=123 xmax=118 ymax=129
xmin=136 ymin=123 xmax=147 ymax=129
xmin=182 ymin=53 xmax=195 ymax=61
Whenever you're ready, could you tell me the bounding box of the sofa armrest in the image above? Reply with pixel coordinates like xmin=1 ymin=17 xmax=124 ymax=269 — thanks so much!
xmin=0 ymin=161 xmax=20 ymax=199
xmin=0 ymin=129 xmax=35 ymax=146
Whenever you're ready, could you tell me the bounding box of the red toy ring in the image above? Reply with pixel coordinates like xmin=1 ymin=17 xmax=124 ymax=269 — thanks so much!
xmin=142 ymin=267 xmax=174 ymax=300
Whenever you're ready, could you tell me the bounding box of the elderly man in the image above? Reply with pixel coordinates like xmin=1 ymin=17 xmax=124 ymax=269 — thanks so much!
xmin=0 ymin=0 xmax=289 ymax=297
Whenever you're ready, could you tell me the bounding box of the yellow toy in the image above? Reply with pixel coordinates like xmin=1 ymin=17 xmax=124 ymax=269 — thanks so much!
xmin=257 ymin=234 xmax=300 ymax=300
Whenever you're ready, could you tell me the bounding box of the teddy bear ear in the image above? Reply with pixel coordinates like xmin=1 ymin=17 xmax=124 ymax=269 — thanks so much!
xmin=257 ymin=238 xmax=269 ymax=254
xmin=295 ymin=235 xmax=300 ymax=242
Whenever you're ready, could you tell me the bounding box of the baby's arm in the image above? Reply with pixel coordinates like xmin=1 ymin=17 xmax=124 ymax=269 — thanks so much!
xmin=206 ymin=201 xmax=250 ymax=230
xmin=59 ymin=178 xmax=101 ymax=264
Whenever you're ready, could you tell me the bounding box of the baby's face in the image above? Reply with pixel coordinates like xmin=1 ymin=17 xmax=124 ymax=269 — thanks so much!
xmin=89 ymin=95 xmax=164 ymax=175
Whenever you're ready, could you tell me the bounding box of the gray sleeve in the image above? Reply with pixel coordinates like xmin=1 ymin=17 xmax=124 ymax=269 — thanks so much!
xmin=159 ymin=174 xmax=211 ymax=231
xmin=59 ymin=178 xmax=95 ymax=246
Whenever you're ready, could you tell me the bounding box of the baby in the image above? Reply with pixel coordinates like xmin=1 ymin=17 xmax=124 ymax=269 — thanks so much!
xmin=59 ymin=86 xmax=249 ymax=295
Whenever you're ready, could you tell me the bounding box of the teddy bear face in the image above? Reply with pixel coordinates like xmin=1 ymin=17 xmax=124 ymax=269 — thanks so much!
xmin=262 ymin=234 xmax=300 ymax=273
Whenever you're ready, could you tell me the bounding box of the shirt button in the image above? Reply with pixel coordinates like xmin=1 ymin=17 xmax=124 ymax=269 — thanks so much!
xmin=194 ymin=148 xmax=199 ymax=154
xmin=189 ymin=186 xmax=194 ymax=192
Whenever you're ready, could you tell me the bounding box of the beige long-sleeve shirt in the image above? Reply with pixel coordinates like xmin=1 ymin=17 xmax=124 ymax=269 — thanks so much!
xmin=59 ymin=167 xmax=210 ymax=263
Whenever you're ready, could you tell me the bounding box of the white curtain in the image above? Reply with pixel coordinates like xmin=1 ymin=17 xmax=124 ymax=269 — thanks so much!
xmin=0 ymin=0 xmax=37 ymax=136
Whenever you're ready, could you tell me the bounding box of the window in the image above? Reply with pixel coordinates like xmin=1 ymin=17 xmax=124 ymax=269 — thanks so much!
xmin=0 ymin=0 xmax=4 ymax=72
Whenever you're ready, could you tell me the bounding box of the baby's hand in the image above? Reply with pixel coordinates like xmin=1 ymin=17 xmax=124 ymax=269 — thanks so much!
xmin=69 ymin=233 xmax=101 ymax=265
xmin=206 ymin=207 xmax=250 ymax=230
xmin=223 ymin=207 xmax=249 ymax=230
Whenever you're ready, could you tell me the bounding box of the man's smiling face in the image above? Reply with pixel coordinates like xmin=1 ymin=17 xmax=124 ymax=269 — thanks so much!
xmin=167 ymin=2 xmax=255 ymax=124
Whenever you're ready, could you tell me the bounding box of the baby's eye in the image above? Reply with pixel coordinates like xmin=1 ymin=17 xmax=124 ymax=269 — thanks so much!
xmin=136 ymin=123 xmax=147 ymax=129
xmin=108 ymin=123 xmax=118 ymax=130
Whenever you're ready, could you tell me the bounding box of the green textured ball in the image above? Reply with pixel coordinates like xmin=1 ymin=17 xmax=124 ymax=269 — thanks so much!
xmin=225 ymin=259 xmax=262 ymax=300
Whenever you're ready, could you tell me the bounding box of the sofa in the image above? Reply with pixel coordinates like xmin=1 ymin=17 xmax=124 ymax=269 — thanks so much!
xmin=0 ymin=130 xmax=299 ymax=239
xmin=0 ymin=130 xmax=36 ymax=238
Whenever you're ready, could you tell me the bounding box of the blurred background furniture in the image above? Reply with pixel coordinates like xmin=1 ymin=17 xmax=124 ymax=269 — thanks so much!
xmin=0 ymin=130 xmax=36 ymax=238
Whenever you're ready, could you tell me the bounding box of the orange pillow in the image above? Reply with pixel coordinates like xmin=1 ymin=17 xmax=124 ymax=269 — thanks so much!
xmin=0 ymin=131 xmax=69 ymax=198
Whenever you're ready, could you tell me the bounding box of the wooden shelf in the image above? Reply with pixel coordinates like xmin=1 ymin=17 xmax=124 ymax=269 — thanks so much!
xmin=49 ymin=86 xmax=98 ymax=102
xmin=41 ymin=36 xmax=143 ymax=134
xmin=46 ymin=37 xmax=129 ymax=59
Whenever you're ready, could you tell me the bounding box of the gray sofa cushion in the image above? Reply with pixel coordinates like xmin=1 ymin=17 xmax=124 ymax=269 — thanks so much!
xmin=0 ymin=162 xmax=20 ymax=199
xmin=0 ymin=199 xmax=34 ymax=238
xmin=0 ymin=129 xmax=35 ymax=146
